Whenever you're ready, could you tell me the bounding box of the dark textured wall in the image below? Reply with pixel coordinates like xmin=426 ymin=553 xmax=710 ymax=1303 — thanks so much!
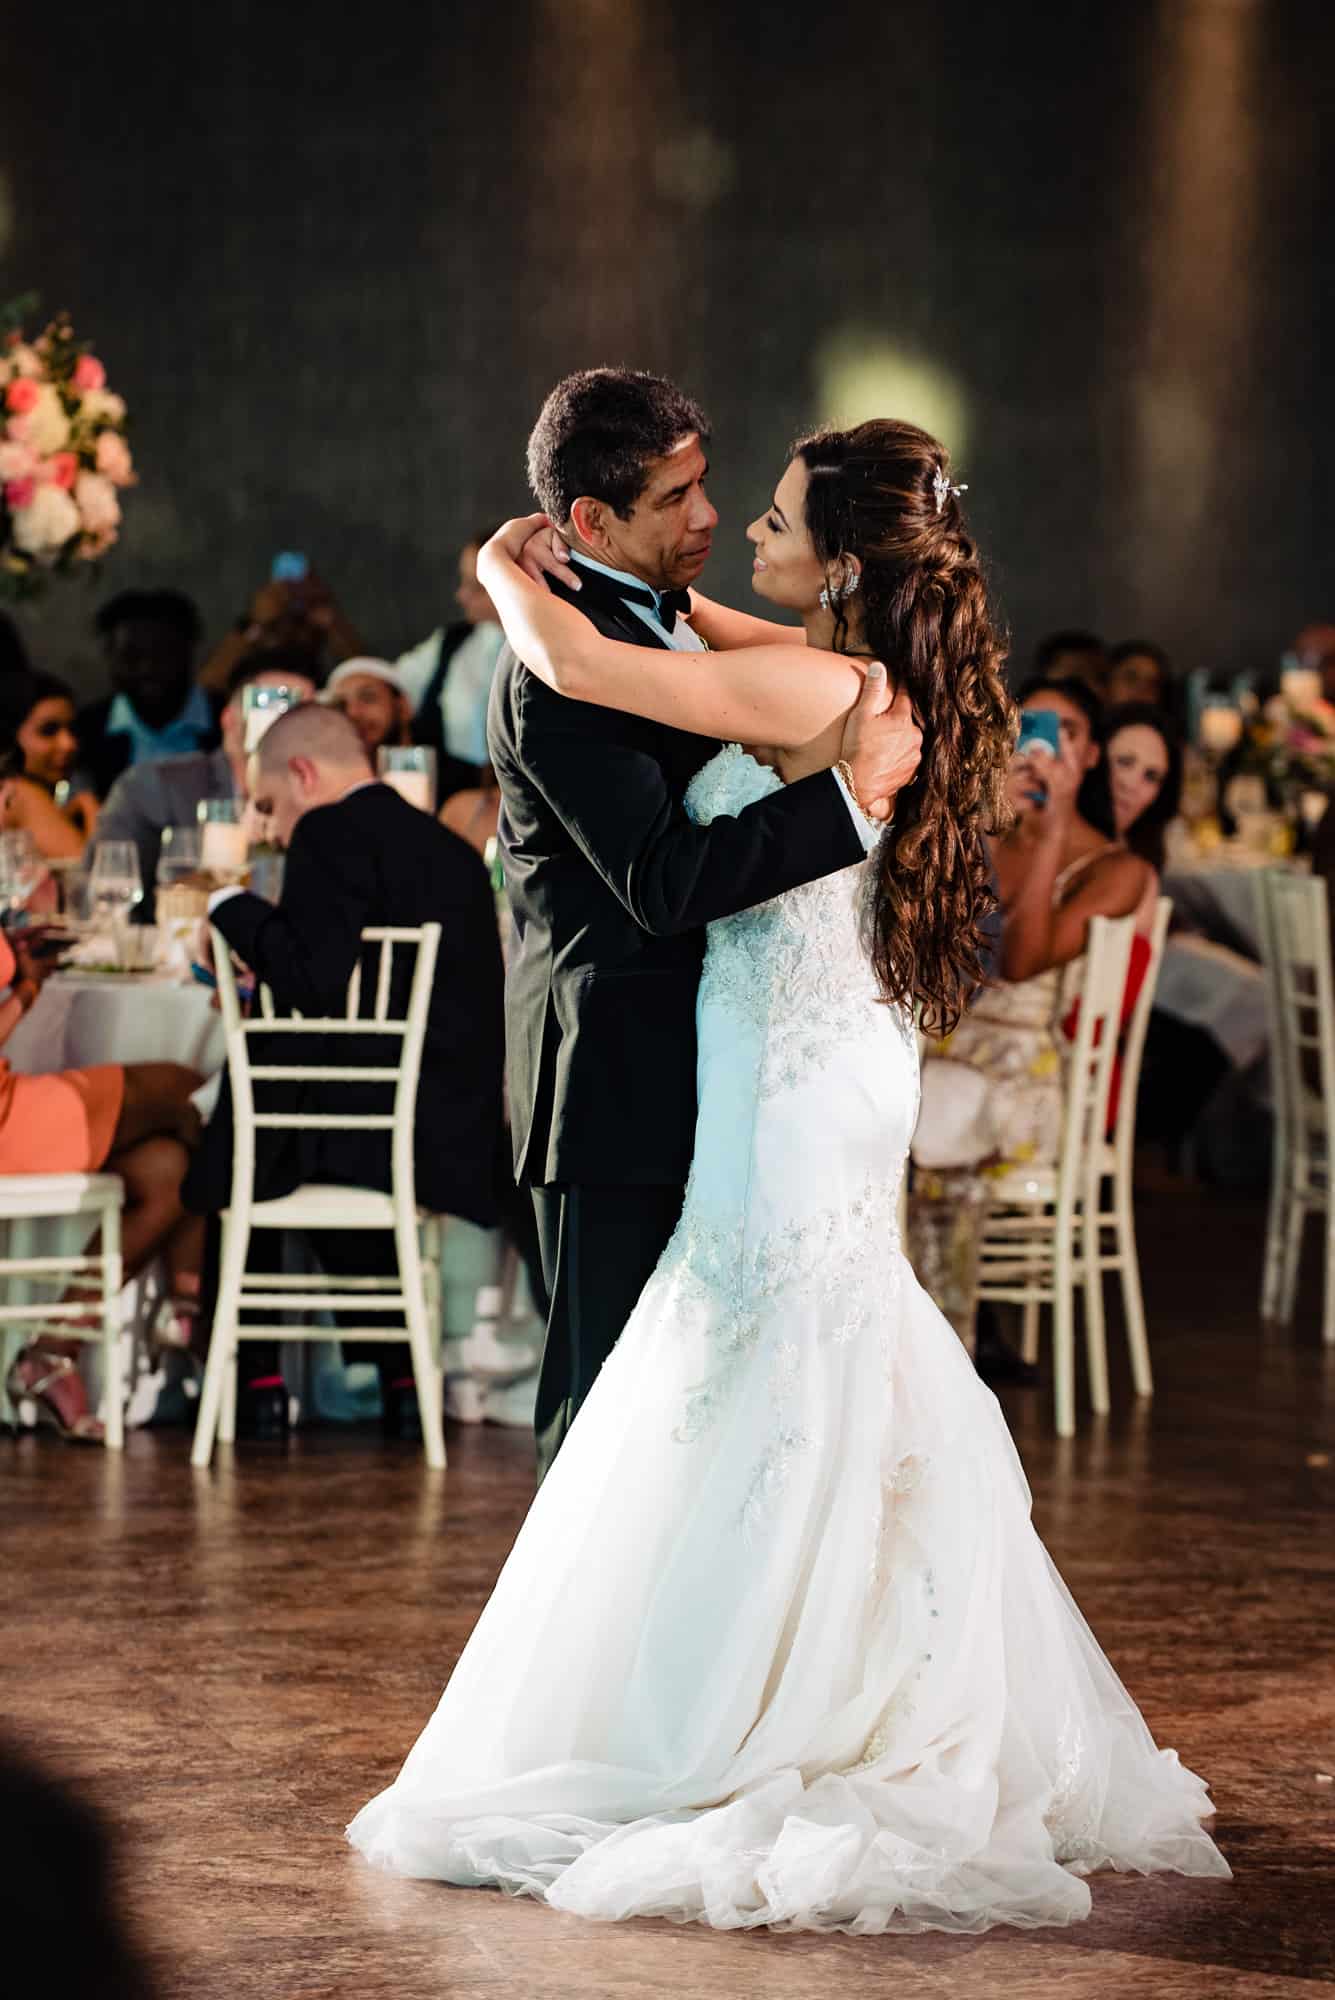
xmin=2 ymin=0 xmax=1330 ymax=693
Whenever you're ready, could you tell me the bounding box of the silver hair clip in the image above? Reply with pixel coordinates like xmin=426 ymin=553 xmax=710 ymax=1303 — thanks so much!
xmin=933 ymin=466 xmax=968 ymax=514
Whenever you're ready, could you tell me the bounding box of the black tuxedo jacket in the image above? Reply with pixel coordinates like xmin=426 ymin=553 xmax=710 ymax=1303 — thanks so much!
xmin=183 ymin=782 xmax=505 ymax=1225
xmin=486 ymin=566 xmax=866 ymax=1188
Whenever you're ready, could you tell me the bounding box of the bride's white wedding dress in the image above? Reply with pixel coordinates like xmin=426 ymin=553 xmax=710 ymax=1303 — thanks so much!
xmin=348 ymin=745 xmax=1230 ymax=1932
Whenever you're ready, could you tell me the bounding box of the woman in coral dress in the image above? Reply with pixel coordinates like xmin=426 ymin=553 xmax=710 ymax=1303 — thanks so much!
xmin=0 ymin=925 xmax=203 ymax=1440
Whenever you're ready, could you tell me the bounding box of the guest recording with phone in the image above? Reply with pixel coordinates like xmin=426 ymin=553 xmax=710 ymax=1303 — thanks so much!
xmin=196 ymin=553 xmax=366 ymax=696
xmin=912 ymin=679 xmax=1152 ymax=1207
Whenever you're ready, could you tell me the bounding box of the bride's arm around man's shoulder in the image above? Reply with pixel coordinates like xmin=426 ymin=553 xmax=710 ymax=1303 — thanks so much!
xmin=478 ymin=516 xmax=883 ymax=757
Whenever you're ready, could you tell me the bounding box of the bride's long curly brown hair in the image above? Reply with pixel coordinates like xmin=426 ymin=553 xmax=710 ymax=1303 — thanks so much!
xmin=797 ymin=419 xmax=1015 ymax=1035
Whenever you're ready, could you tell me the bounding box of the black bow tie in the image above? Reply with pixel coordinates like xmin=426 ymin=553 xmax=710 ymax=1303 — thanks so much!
xmin=570 ymin=562 xmax=691 ymax=634
xmin=652 ymin=587 xmax=693 ymax=634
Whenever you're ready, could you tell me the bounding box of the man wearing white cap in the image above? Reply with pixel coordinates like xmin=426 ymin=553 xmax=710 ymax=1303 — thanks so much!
xmin=321 ymin=657 xmax=414 ymax=760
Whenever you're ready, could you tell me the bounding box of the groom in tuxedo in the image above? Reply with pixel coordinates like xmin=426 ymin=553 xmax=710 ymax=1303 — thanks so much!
xmin=488 ymin=368 xmax=922 ymax=1481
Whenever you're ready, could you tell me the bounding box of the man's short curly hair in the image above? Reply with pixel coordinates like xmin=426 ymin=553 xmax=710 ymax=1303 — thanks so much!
xmin=526 ymin=368 xmax=710 ymax=524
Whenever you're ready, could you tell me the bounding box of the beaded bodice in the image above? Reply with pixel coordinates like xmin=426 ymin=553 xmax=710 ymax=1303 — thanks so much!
xmin=685 ymin=744 xmax=912 ymax=1089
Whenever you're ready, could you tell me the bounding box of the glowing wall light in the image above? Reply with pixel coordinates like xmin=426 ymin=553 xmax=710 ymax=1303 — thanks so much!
xmin=811 ymin=327 xmax=970 ymax=455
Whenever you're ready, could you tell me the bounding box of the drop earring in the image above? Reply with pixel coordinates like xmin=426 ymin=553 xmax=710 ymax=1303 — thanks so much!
xmin=819 ymin=567 xmax=859 ymax=612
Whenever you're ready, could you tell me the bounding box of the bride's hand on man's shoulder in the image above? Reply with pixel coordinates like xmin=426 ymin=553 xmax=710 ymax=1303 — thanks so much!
xmin=480 ymin=515 xmax=579 ymax=591
xmin=477 ymin=514 xmax=559 ymax=582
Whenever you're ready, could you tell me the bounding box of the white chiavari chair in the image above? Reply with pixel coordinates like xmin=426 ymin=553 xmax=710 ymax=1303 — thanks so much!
xmin=975 ymin=914 xmax=1136 ymax=1437
xmin=190 ymin=923 xmax=447 ymax=1469
xmin=0 ymin=1175 xmax=125 ymax=1447
xmin=1257 ymin=870 xmax=1335 ymax=1345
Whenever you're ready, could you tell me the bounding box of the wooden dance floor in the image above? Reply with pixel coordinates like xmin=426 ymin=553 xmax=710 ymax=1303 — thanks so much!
xmin=5 ymin=1187 xmax=1332 ymax=1997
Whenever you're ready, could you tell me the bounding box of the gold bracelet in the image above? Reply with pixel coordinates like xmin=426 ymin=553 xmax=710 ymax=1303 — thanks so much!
xmin=834 ymin=758 xmax=881 ymax=825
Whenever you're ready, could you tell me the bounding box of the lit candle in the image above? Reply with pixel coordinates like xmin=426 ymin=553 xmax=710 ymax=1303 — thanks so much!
xmin=1199 ymin=705 xmax=1243 ymax=754
xmin=382 ymin=771 xmax=433 ymax=814
xmin=201 ymin=822 xmax=248 ymax=872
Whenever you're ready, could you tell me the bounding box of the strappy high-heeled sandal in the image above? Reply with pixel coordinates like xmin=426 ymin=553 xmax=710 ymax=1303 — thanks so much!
xmin=148 ymin=1294 xmax=200 ymax=1354
xmin=5 ymin=1347 xmax=105 ymax=1443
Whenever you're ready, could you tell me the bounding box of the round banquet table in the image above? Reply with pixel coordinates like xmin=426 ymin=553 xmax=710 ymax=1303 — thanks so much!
xmin=1157 ymin=855 xmax=1311 ymax=1071
xmin=1161 ymin=857 xmax=1268 ymax=964
xmin=4 ymin=970 xmax=226 ymax=1079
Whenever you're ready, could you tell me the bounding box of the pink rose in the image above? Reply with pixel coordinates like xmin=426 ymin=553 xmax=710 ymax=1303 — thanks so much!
xmin=6 ymin=412 xmax=32 ymax=445
xmin=74 ymin=468 xmax=121 ymax=537
xmin=5 ymin=378 xmax=38 ymax=415
xmin=4 ymin=477 xmax=36 ymax=512
xmin=42 ymin=450 xmax=79 ymax=491
xmin=94 ymin=430 xmax=134 ymax=487
xmin=0 ymin=440 xmax=37 ymax=482
xmin=72 ymin=353 xmax=106 ymax=393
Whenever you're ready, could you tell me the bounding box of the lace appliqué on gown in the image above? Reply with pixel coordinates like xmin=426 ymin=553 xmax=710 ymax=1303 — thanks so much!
xmin=685 ymin=745 xmax=916 ymax=1106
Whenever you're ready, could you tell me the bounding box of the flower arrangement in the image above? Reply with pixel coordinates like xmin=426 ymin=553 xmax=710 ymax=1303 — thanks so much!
xmin=1251 ymin=691 xmax=1335 ymax=793
xmin=0 ymin=302 xmax=135 ymax=597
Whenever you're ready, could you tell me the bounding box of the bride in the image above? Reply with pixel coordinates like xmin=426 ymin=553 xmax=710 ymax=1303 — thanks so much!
xmin=348 ymin=418 xmax=1230 ymax=1932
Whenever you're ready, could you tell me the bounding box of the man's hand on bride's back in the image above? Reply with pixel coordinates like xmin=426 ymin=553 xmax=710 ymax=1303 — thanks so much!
xmin=840 ymin=664 xmax=922 ymax=821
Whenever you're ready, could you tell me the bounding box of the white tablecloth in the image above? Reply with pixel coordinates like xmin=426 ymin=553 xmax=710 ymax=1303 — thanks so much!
xmin=1156 ymin=935 xmax=1269 ymax=1069
xmin=4 ymin=972 xmax=226 ymax=1077
xmin=1155 ymin=859 xmax=1298 ymax=1069
xmin=1162 ymin=861 xmax=1267 ymax=964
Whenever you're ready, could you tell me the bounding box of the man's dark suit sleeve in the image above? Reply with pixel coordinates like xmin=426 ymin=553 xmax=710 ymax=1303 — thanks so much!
xmin=514 ymin=671 xmax=866 ymax=939
xmin=211 ymin=803 xmax=375 ymax=1013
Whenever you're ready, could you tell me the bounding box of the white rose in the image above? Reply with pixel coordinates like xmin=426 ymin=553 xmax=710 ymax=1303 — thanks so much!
xmin=74 ymin=468 xmax=121 ymax=536
xmin=24 ymin=383 xmax=70 ymax=455
xmin=8 ymin=343 xmax=43 ymax=378
xmin=10 ymin=482 xmax=81 ymax=558
xmin=77 ymin=389 xmax=127 ymax=426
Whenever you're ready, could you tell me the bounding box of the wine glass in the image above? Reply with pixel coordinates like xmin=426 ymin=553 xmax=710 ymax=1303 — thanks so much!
xmin=89 ymin=842 xmax=144 ymax=962
xmin=0 ymin=829 xmax=47 ymax=926
xmin=155 ymin=823 xmax=204 ymax=893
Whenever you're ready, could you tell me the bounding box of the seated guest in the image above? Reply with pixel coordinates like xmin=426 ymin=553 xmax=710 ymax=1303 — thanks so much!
xmin=1073 ymin=702 xmax=1183 ymax=1119
xmin=439 ymin=775 xmax=501 ymax=859
xmin=916 ymin=678 xmax=1149 ymax=1177
xmin=95 ymin=651 xmax=317 ymax=914
xmin=78 ymin=590 xmax=219 ymax=799
xmin=1030 ymin=628 xmax=1107 ymax=699
xmin=397 ymin=526 xmax=506 ymax=802
xmin=0 ymin=927 xmax=203 ymax=1442
xmin=320 ymin=657 xmax=414 ymax=759
xmin=1287 ymin=622 xmax=1335 ymax=705
xmin=1079 ymin=702 xmax=1181 ymax=903
xmin=183 ymin=702 xmax=505 ymax=1419
xmin=913 ymin=679 xmax=1150 ymax=1384
xmin=0 ymin=670 xmax=99 ymax=847
xmin=197 ymin=566 xmax=364 ymax=696
xmin=1105 ymin=639 xmax=1172 ymax=712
